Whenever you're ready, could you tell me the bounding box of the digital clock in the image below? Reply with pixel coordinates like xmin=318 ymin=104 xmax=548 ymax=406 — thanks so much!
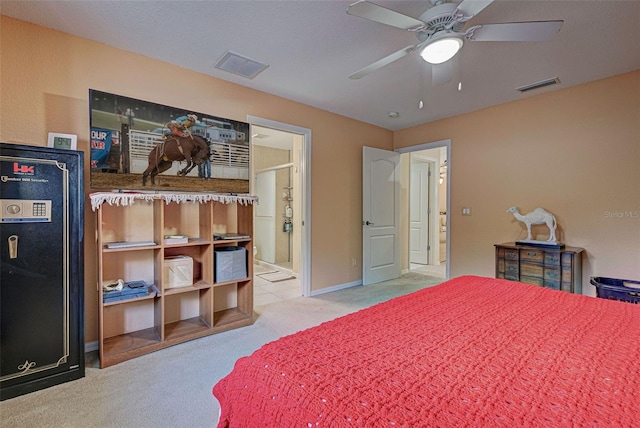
xmin=47 ymin=132 xmax=77 ymax=150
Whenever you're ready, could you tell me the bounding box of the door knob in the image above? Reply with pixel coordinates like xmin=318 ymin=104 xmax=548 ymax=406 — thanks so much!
xmin=364 ymin=221 xmax=375 ymax=226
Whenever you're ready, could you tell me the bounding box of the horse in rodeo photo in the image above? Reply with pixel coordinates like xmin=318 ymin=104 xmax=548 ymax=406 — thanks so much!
xmin=142 ymin=135 xmax=209 ymax=186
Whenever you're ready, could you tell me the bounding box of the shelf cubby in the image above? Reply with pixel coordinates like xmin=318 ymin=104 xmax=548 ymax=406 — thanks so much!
xmin=163 ymin=287 xmax=213 ymax=342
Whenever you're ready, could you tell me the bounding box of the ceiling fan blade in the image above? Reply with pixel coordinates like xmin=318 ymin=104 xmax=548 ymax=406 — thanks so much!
xmin=349 ymin=45 xmax=418 ymax=79
xmin=469 ymin=21 xmax=564 ymax=42
xmin=346 ymin=0 xmax=424 ymax=30
xmin=455 ymin=0 xmax=494 ymax=19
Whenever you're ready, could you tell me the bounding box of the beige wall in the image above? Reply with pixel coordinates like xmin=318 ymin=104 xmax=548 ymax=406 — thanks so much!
xmin=395 ymin=71 xmax=640 ymax=294
xmin=1 ymin=17 xmax=393 ymax=343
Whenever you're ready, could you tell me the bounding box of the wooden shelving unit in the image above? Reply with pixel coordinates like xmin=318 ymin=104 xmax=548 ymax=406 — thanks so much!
xmin=92 ymin=192 xmax=255 ymax=368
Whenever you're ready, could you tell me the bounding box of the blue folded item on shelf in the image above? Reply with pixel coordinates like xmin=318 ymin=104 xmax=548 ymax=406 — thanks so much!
xmin=103 ymin=292 xmax=149 ymax=303
xmin=124 ymin=280 xmax=147 ymax=289
xmin=103 ymin=282 xmax=150 ymax=302
xmin=103 ymin=286 xmax=145 ymax=298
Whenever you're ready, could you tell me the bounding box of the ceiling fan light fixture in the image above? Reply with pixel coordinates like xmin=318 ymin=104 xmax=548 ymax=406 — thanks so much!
xmin=419 ymin=36 xmax=463 ymax=64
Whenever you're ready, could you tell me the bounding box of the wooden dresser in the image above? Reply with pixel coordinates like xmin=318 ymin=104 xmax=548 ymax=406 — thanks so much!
xmin=495 ymin=242 xmax=584 ymax=293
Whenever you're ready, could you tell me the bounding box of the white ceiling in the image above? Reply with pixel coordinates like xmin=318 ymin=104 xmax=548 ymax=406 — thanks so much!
xmin=252 ymin=125 xmax=295 ymax=150
xmin=2 ymin=0 xmax=639 ymax=132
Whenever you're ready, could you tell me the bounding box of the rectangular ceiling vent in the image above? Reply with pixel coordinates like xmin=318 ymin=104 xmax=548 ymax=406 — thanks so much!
xmin=215 ymin=51 xmax=269 ymax=80
xmin=516 ymin=77 xmax=561 ymax=93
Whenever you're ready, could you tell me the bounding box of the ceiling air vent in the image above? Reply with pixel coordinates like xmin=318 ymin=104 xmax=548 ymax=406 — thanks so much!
xmin=516 ymin=77 xmax=560 ymax=93
xmin=215 ymin=51 xmax=269 ymax=79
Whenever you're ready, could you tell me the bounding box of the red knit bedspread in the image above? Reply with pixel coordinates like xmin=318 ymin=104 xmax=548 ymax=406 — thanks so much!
xmin=213 ymin=276 xmax=640 ymax=427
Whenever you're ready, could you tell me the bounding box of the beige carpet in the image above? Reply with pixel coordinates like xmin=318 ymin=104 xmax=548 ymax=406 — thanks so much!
xmin=0 ymin=272 xmax=444 ymax=428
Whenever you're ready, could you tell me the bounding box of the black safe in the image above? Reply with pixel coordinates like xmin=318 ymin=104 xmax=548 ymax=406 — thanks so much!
xmin=0 ymin=143 xmax=85 ymax=401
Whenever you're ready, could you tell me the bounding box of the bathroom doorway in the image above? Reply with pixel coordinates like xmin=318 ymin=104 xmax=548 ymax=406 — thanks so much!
xmin=249 ymin=118 xmax=310 ymax=304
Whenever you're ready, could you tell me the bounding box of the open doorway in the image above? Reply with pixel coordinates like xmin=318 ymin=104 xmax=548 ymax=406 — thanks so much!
xmin=248 ymin=117 xmax=311 ymax=304
xmin=398 ymin=141 xmax=450 ymax=279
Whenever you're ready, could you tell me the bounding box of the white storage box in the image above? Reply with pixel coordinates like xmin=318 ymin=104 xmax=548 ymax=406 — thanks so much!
xmin=163 ymin=255 xmax=193 ymax=289
xmin=215 ymin=246 xmax=247 ymax=283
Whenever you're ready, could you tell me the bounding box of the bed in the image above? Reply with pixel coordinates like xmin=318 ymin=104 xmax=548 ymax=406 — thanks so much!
xmin=213 ymin=276 xmax=640 ymax=427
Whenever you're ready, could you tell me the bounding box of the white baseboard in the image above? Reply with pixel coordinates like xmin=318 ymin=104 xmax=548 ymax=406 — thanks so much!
xmin=309 ymin=280 xmax=362 ymax=296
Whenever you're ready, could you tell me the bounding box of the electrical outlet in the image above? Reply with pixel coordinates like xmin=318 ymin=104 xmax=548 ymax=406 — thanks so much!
xmin=352 ymin=258 xmax=358 ymax=267
xmin=462 ymin=207 xmax=472 ymax=216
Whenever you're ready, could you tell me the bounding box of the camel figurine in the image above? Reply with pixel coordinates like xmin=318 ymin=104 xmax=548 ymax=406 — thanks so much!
xmin=507 ymin=207 xmax=557 ymax=242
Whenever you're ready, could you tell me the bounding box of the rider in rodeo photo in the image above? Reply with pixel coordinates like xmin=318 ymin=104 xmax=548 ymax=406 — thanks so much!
xmin=141 ymin=114 xmax=210 ymax=186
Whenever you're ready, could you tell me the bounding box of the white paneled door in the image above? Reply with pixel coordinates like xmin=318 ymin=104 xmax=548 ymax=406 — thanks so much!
xmin=410 ymin=160 xmax=430 ymax=265
xmin=362 ymin=146 xmax=401 ymax=285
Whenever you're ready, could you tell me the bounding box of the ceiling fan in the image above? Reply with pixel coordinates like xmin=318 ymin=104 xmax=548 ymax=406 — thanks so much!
xmin=346 ymin=0 xmax=563 ymax=82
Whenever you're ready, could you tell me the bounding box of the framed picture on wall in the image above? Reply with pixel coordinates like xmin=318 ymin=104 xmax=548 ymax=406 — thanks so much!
xmin=88 ymin=89 xmax=250 ymax=193
xmin=47 ymin=132 xmax=78 ymax=150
